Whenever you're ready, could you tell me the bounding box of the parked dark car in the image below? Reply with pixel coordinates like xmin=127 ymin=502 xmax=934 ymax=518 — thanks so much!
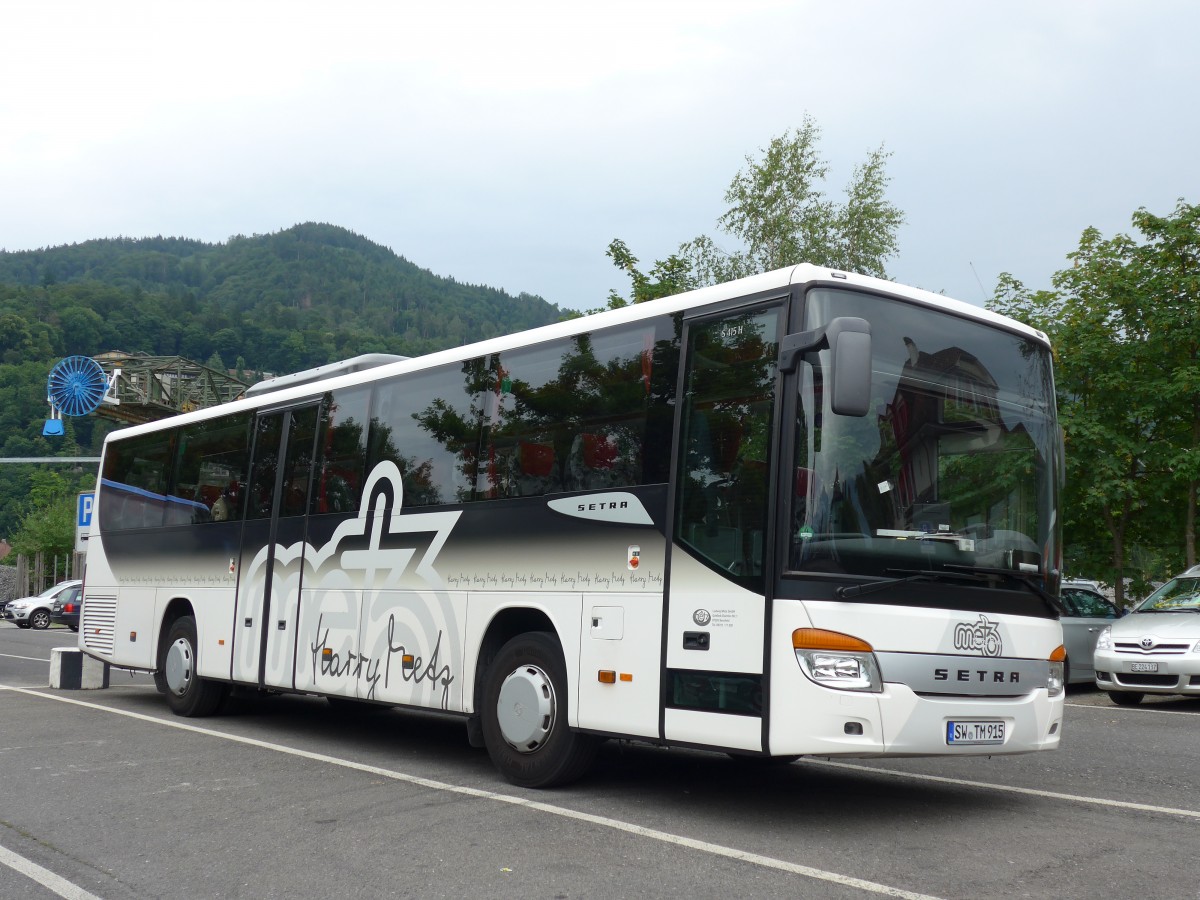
xmin=50 ymin=583 xmax=84 ymax=631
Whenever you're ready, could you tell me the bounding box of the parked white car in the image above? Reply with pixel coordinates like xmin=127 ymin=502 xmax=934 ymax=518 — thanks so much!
xmin=1094 ymin=569 xmax=1200 ymax=705
xmin=2 ymin=580 xmax=82 ymax=630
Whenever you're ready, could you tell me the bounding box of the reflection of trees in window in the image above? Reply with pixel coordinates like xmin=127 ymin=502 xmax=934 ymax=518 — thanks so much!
xmin=279 ymin=406 xmax=318 ymax=518
xmin=677 ymin=308 xmax=781 ymax=587
xmin=314 ymin=390 xmax=368 ymax=514
xmin=247 ymin=414 xmax=282 ymax=521
xmin=385 ymin=357 xmax=489 ymax=506
xmin=405 ymin=316 xmax=676 ymax=504
xmin=477 ymin=319 xmax=678 ymax=499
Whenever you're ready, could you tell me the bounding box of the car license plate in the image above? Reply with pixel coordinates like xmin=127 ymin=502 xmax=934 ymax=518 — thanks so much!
xmin=946 ymin=721 xmax=1005 ymax=745
xmin=1130 ymin=662 xmax=1159 ymax=673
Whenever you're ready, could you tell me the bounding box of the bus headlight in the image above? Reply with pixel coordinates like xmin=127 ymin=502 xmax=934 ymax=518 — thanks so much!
xmin=1047 ymin=644 xmax=1066 ymax=697
xmin=792 ymin=629 xmax=882 ymax=692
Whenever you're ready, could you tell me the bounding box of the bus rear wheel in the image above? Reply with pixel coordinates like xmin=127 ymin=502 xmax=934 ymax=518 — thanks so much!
xmin=162 ymin=615 xmax=227 ymax=717
xmin=481 ymin=632 xmax=598 ymax=788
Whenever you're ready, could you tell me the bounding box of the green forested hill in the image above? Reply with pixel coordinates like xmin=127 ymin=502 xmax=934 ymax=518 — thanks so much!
xmin=0 ymin=222 xmax=564 ymax=536
xmin=0 ymin=222 xmax=561 ymax=367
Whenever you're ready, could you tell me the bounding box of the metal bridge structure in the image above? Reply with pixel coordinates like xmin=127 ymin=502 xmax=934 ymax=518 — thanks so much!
xmin=92 ymin=351 xmax=250 ymax=426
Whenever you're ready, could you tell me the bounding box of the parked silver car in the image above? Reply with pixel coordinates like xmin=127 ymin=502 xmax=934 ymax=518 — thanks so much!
xmin=1060 ymin=580 xmax=1122 ymax=684
xmin=1 ymin=579 xmax=82 ymax=630
xmin=1094 ymin=569 xmax=1200 ymax=705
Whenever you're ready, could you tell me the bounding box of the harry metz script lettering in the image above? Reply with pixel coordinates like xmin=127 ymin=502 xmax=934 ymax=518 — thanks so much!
xmin=309 ymin=613 xmax=454 ymax=707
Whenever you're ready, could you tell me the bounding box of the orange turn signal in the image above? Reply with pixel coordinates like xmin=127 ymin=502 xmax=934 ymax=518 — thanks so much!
xmin=1049 ymin=645 xmax=1066 ymax=662
xmin=598 ymin=670 xmax=616 ymax=684
xmin=792 ymin=628 xmax=873 ymax=652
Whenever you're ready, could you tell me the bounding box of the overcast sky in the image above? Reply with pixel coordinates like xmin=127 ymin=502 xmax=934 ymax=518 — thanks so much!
xmin=2 ymin=1 xmax=1197 ymax=312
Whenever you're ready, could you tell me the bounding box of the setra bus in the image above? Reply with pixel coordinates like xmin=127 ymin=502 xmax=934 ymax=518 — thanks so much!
xmin=80 ymin=264 xmax=1066 ymax=787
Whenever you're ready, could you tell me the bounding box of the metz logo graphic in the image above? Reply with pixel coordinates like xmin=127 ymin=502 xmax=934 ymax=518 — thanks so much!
xmin=238 ymin=461 xmax=462 ymax=708
xmin=953 ymin=615 xmax=1004 ymax=658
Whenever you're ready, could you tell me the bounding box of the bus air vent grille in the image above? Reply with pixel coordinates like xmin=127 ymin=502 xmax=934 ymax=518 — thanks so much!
xmin=81 ymin=597 xmax=117 ymax=655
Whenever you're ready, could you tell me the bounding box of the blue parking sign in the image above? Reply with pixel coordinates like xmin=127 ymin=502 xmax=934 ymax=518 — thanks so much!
xmin=77 ymin=492 xmax=94 ymax=528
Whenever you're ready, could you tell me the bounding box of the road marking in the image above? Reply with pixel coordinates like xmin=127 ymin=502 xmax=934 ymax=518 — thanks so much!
xmin=1066 ymin=701 xmax=1200 ymax=717
xmin=803 ymin=759 xmax=1200 ymax=820
xmin=0 ymin=843 xmax=102 ymax=900
xmin=0 ymin=653 xmax=51 ymax=662
xmin=2 ymin=686 xmax=940 ymax=900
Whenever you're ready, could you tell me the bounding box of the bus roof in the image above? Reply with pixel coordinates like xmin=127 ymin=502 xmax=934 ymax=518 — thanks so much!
xmin=102 ymin=264 xmax=1050 ymax=441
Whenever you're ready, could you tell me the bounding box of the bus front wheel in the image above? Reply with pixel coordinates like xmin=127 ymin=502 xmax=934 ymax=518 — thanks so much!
xmin=481 ymin=632 xmax=598 ymax=788
xmin=162 ymin=615 xmax=227 ymax=717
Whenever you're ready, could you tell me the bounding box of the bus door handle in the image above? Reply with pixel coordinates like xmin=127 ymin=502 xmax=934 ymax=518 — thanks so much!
xmin=277 ymin=620 xmax=287 ymax=631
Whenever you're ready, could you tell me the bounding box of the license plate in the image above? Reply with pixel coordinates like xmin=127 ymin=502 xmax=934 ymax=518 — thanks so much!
xmin=946 ymin=720 xmax=1006 ymax=745
xmin=1130 ymin=662 xmax=1159 ymax=673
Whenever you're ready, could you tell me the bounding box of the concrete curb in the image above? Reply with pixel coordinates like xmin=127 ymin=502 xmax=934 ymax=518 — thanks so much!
xmin=50 ymin=647 xmax=110 ymax=690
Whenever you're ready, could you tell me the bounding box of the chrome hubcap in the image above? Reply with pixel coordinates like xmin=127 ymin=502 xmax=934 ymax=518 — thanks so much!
xmin=496 ymin=664 xmax=556 ymax=753
xmin=164 ymin=637 xmax=194 ymax=696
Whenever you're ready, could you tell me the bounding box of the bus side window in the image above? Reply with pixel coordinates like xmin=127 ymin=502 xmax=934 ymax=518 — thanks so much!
xmin=313 ymin=387 xmax=369 ymax=515
xmin=173 ymin=412 xmax=252 ymax=524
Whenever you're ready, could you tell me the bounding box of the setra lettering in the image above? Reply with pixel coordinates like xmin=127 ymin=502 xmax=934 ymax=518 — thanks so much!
xmin=933 ymin=668 xmax=1020 ymax=683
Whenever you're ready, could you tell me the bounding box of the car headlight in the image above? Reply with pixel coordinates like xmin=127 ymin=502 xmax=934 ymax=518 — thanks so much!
xmin=1095 ymin=626 xmax=1113 ymax=651
xmin=793 ymin=629 xmax=882 ymax=692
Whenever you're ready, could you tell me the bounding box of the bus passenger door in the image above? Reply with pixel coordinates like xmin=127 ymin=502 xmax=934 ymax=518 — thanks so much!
xmin=232 ymin=403 xmax=320 ymax=688
xmin=663 ymin=300 xmax=784 ymax=752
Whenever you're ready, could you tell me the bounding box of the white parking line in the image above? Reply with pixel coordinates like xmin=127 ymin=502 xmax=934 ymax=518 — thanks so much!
xmin=804 ymin=759 xmax=1200 ymax=820
xmin=0 ymin=843 xmax=102 ymax=900
xmin=0 ymin=653 xmax=51 ymax=663
xmin=1066 ymin=701 xmax=1200 ymax=717
xmin=3 ymin=685 xmax=941 ymax=900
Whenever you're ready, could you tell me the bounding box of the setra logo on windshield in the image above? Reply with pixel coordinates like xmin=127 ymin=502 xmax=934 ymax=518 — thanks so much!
xmin=953 ymin=615 xmax=1003 ymax=657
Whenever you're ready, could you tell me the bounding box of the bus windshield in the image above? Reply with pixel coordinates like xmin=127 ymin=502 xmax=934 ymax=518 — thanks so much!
xmin=789 ymin=288 xmax=1060 ymax=588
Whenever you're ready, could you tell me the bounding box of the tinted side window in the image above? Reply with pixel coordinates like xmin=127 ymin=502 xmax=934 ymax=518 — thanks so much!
xmin=481 ymin=318 xmax=677 ymax=500
xmin=99 ymin=429 xmax=177 ymax=531
xmin=172 ymin=413 xmax=252 ymax=524
xmin=312 ymin=388 xmax=370 ymax=515
xmin=280 ymin=406 xmax=320 ymax=518
xmin=371 ymin=359 xmax=486 ymax=507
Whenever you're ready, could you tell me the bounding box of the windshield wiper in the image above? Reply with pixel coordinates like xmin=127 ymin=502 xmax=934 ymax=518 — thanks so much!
xmin=836 ymin=568 xmax=988 ymax=599
xmin=943 ymin=564 xmax=1067 ymax=616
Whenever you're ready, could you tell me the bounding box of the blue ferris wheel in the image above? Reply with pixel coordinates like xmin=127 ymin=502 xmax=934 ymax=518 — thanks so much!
xmin=43 ymin=356 xmax=111 ymax=437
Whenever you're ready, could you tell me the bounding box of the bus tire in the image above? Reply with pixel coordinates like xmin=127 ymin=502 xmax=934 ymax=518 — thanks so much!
xmin=481 ymin=631 xmax=598 ymax=788
xmin=162 ymin=616 xmax=227 ymax=717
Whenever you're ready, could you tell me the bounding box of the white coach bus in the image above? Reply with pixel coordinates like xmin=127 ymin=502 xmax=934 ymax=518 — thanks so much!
xmin=80 ymin=264 xmax=1066 ymax=787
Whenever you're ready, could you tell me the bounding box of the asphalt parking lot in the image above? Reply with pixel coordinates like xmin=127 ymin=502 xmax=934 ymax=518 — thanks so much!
xmin=3 ymin=620 xmax=1199 ymax=900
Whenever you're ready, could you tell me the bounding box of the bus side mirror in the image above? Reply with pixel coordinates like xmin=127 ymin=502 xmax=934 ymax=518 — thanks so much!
xmin=780 ymin=317 xmax=873 ymax=417
xmin=825 ymin=318 xmax=872 ymax=417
